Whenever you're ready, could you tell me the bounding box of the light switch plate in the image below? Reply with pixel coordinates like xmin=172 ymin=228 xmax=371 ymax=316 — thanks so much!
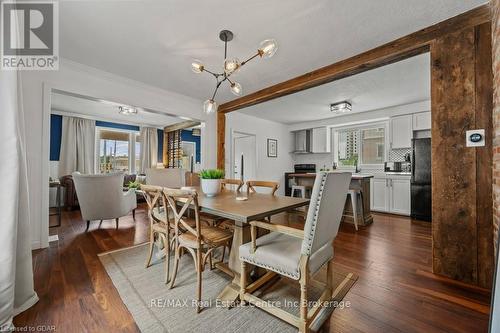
xmin=466 ymin=129 xmax=485 ymax=147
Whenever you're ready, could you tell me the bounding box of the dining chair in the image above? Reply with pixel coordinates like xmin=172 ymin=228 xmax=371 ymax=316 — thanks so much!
xmin=141 ymin=185 xmax=173 ymax=283
xmin=246 ymin=180 xmax=279 ymax=195
xmin=239 ymin=172 xmax=352 ymax=333
xmin=221 ymin=178 xmax=244 ymax=191
xmin=72 ymin=172 xmax=137 ymax=231
xmin=165 ymin=188 xmax=233 ymax=313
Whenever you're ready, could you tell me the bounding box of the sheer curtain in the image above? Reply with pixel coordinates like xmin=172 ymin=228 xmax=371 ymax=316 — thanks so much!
xmin=59 ymin=116 xmax=96 ymax=177
xmin=0 ymin=71 xmax=39 ymax=330
xmin=140 ymin=127 xmax=158 ymax=173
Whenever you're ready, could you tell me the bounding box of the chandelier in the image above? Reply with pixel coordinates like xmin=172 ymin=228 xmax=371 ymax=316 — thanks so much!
xmin=191 ymin=30 xmax=277 ymax=114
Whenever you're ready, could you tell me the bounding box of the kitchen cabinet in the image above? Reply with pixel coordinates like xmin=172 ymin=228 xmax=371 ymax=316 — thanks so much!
xmin=412 ymin=112 xmax=431 ymax=131
xmin=390 ymin=115 xmax=412 ymax=149
xmin=371 ymin=178 xmax=389 ymax=212
xmin=371 ymin=175 xmax=411 ymax=215
xmin=293 ymin=130 xmax=310 ymax=153
xmin=311 ymin=127 xmax=330 ymax=153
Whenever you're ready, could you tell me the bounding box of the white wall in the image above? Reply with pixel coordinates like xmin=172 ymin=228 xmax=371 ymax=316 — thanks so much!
xmin=225 ymin=112 xmax=293 ymax=195
xmin=22 ymin=59 xmax=215 ymax=249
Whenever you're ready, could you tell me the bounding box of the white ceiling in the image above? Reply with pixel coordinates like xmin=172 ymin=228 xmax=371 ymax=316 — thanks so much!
xmin=51 ymin=91 xmax=186 ymax=127
xmin=59 ymin=0 xmax=486 ymax=103
xmin=238 ymin=53 xmax=430 ymax=124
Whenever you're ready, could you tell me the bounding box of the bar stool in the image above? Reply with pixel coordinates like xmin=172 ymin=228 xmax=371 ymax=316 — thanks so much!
xmin=347 ymin=189 xmax=364 ymax=231
xmin=291 ymin=185 xmax=306 ymax=198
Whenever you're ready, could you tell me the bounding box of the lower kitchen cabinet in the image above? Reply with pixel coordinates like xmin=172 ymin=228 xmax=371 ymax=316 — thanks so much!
xmin=371 ymin=175 xmax=411 ymax=215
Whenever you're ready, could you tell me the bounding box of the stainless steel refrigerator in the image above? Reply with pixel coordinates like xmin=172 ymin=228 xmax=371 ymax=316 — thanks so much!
xmin=411 ymin=138 xmax=431 ymax=221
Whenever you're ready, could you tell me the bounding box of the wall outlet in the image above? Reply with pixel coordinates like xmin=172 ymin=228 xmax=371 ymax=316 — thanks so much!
xmin=466 ymin=129 xmax=485 ymax=147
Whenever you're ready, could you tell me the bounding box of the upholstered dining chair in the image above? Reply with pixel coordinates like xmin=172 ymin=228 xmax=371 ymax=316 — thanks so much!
xmin=72 ymin=172 xmax=137 ymax=231
xmin=165 ymin=188 xmax=233 ymax=313
xmin=145 ymin=168 xmax=186 ymax=188
xmin=239 ymin=172 xmax=352 ymax=333
xmin=141 ymin=185 xmax=172 ymax=283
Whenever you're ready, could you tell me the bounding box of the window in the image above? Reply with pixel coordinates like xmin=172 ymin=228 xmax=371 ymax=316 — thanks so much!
xmin=361 ymin=127 xmax=385 ymax=165
xmin=337 ymin=128 xmax=359 ymax=167
xmin=135 ymin=134 xmax=141 ymax=173
xmin=97 ymin=128 xmax=139 ymax=174
xmin=334 ymin=125 xmax=386 ymax=167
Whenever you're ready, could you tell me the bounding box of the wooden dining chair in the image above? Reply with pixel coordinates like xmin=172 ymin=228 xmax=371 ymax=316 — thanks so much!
xmin=239 ymin=172 xmax=352 ymax=333
xmin=165 ymin=188 xmax=233 ymax=313
xmin=142 ymin=184 xmax=172 ymax=283
xmin=246 ymin=180 xmax=279 ymax=196
xmin=221 ymin=178 xmax=244 ymax=191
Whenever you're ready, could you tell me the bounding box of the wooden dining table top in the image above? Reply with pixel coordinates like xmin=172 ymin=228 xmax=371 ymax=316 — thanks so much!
xmin=182 ymin=187 xmax=310 ymax=223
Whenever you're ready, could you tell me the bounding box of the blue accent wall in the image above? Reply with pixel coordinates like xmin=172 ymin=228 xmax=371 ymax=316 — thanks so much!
xmin=50 ymin=114 xmax=163 ymax=163
xmin=50 ymin=114 xmax=63 ymax=161
xmin=181 ymin=129 xmax=201 ymax=163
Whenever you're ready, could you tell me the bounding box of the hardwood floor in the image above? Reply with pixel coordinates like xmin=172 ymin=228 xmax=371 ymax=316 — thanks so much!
xmin=14 ymin=206 xmax=491 ymax=332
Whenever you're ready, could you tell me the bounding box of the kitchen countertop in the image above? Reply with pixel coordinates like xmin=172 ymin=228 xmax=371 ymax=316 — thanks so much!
xmin=288 ymin=172 xmax=374 ymax=179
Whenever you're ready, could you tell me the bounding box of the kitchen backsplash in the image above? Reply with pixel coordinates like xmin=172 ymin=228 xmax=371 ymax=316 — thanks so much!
xmin=389 ymin=148 xmax=412 ymax=162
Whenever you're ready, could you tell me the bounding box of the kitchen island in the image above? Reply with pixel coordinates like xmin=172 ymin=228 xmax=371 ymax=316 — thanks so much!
xmin=286 ymin=172 xmax=374 ymax=227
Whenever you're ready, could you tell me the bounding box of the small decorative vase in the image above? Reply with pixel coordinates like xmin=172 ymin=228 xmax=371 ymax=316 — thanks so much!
xmin=201 ymin=179 xmax=221 ymax=197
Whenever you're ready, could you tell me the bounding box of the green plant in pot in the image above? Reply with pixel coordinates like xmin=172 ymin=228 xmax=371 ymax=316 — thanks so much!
xmin=199 ymin=169 xmax=224 ymax=197
xmin=127 ymin=181 xmax=141 ymax=190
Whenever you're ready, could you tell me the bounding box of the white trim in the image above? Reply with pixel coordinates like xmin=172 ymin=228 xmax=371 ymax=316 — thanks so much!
xmin=40 ymin=83 xmax=51 ymax=249
xmin=51 ymin=109 xmax=163 ymax=129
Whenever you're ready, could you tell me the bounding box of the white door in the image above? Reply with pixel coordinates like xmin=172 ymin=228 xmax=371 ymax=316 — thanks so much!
xmin=233 ymin=133 xmax=256 ymax=190
xmin=390 ymin=115 xmax=412 ymax=149
xmin=389 ymin=178 xmax=411 ymax=215
xmin=371 ymin=178 xmax=389 ymax=212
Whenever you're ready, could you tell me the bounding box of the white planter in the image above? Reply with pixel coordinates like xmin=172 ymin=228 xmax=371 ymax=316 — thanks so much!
xmin=201 ymin=179 xmax=221 ymax=197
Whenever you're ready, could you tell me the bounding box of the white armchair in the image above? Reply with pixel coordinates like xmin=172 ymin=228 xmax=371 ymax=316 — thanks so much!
xmin=145 ymin=168 xmax=186 ymax=188
xmin=72 ymin=172 xmax=137 ymax=231
xmin=239 ymin=171 xmax=352 ymax=333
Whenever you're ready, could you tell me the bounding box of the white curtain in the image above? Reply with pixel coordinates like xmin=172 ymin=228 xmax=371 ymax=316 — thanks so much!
xmin=140 ymin=127 xmax=158 ymax=173
xmin=59 ymin=116 xmax=96 ymax=177
xmin=0 ymin=71 xmax=39 ymax=330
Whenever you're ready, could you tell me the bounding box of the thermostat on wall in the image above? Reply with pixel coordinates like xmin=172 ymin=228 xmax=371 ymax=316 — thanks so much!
xmin=466 ymin=129 xmax=485 ymax=147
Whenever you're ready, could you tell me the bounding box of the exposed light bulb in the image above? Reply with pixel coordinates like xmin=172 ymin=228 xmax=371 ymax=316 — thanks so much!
xmin=224 ymin=58 xmax=240 ymax=74
xmin=258 ymin=39 xmax=278 ymax=58
xmin=230 ymin=82 xmax=242 ymax=96
xmin=191 ymin=60 xmax=204 ymax=73
xmin=203 ymin=99 xmax=218 ymax=114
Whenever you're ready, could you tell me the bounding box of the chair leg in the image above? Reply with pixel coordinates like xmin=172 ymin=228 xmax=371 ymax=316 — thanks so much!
xmin=208 ymin=252 xmax=213 ymax=270
xmin=350 ymin=193 xmax=359 ymax=231
xmin=299 ymin=274 xmax=309 ymax=333
xmin=98 ymin=220 xmax=103 ymax=228
xmin=240 ymin=261 xmax=248 ymax=305
xmin=132 ymin=209 xmax=136 ymax=220
xmin=85 ymin=220 xmax=90 ymax=232
xmin=326 ymin=260 xmax=333 ymax=294
xmin=145 ymin=232 xmax=155 ymax=268
xmin=196 ymin=249 xmax=203 ymax=313
xmin=115 ymin=218 xmax=119 ymax=229
xmin=169 ymin=245 xmax=180 ymax=290
xmin=163 ymin=233 xmax=170 ymax=284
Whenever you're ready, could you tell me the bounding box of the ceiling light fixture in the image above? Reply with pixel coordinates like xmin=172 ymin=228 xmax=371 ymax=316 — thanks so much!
xmin=192 ymin=30 xmax=277 ymax=114
xmin=118 ymin=106 xmax=138 ymax=115
xmin=330 ymin=101 xmax=352 ymax=113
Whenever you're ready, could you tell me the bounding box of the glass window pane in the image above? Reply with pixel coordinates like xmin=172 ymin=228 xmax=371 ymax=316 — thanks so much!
xmin=98 ymin=131 xmax=130 ymax=173
xmin=361 ymin=127 xmax=385 ymax=164
xmin=337 ymin=129 xmax=359 ymax=167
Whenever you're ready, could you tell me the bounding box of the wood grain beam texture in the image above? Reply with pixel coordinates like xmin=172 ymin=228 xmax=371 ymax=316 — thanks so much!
xmin=431 ymin=22 xmax=494 ymax=288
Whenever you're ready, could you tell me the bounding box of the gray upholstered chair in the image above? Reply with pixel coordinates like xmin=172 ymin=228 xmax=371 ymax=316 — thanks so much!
xmin=239 ymin=171 xmax=352 ymax=333
xmin=145 ymin=168 xmax=186 ymax=188
xmin=72 ymin=172 xmax=137 ymax=231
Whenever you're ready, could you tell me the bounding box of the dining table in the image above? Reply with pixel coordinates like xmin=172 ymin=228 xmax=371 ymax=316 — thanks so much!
xmin=183 ymin=186 xmax=310 ymax=302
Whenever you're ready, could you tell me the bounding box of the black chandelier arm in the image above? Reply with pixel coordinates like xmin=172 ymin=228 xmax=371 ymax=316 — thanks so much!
xmin=211 ymin=78 xmax=224 ymax=100
xmin=241 ymin=51 xmax=262 ymax=67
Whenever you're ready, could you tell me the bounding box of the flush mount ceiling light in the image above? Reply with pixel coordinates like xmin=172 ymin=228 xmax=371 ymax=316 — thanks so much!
xmin=192 ymin=30 xmax=277 ymax=114
xmin=330 ymin=101 xmax=352 ymax=113
xmin=118 ymin=106 xmax=138 ymax=115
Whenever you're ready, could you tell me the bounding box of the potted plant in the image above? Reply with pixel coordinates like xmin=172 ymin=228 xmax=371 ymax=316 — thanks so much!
xmin=199 ymin=169 xmax=224 ymax=197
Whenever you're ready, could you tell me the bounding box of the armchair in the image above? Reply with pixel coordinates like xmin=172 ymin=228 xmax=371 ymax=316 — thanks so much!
xmin=72 ymin=172 xmax=137 ymax=231
xmin=239 ymin=171 xmax=352 ymax=333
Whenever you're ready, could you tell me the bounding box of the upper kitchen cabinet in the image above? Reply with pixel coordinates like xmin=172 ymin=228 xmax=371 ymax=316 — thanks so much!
xmin=311 ymin=127 xmax=330 ymax=153
xmin=293 ymin=129 xmax=311 ymax=153
xmin=390 ymin=115 xmax=412 ymax=149
xmin=412 ymin=112 xmax=431 ymax=131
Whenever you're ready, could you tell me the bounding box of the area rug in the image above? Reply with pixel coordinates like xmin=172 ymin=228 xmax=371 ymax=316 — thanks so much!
xmin=98 ymin=243 xmax=357 ymax=333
